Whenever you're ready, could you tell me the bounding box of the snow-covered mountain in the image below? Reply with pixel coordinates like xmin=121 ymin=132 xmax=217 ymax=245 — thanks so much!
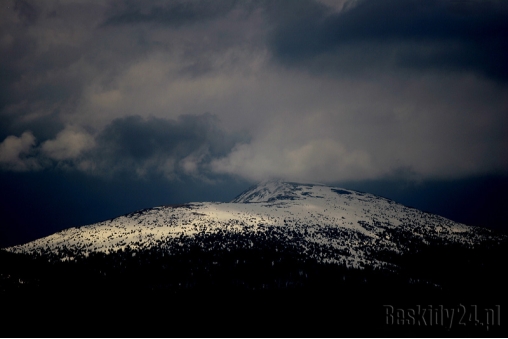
xmin=4 ymin=180 xmax=500 ymax=269
xmin=2 ymin=180 xmax=507 ymax=336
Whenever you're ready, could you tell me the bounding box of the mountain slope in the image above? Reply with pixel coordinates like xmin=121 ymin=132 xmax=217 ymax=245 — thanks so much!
xmin=5 ymin=180 xmax=495 ymax=269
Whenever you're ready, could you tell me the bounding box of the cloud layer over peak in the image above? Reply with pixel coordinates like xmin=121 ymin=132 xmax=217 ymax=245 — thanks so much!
xmin=1 ymin=0 xmax=507 ymax=184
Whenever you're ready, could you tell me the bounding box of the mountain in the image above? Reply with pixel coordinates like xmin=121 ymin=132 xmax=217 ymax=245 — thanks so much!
xmin=1 ymin=180 xmax=506 ymax=336
xmin=4 ymin=179 xmax=495 ymax=265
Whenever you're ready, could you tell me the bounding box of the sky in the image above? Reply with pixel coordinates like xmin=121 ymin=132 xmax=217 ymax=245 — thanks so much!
xmin=1 ymin=0 xmax=508 ymax=247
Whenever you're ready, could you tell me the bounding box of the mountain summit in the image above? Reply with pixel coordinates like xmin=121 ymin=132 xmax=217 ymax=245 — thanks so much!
xmin=231 ymin=179 xmax=324 ymax=202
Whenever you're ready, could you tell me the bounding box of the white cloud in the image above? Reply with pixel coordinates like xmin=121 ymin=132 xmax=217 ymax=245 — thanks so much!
xmin=0 ymin=131 xmax=39 ymax=171
xmin=41 ymin=126 xmax=95 ymax=160
xmin=211 ymin=136 xmax=376 ymax=183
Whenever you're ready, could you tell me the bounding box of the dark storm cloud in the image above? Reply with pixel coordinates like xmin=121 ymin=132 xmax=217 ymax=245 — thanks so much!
xmin=14 ymin=0 xmax=40 ymax=25
xmin=0 ymin=112 xmax=64 ymax=147
xmin=0 ymin=0 xmax=101 ymax=143
xmin=0 ymin=0 xmax=507 ymax=183
xmin=0 ymin=112 xmax=247 ymax=179
xmin=97 ymin=113 xmax=241 ymax=164
xmin=269 ymin=0 xmax=508 ymax=81
xmin=99 ymin=114 xmax=235 ymax=158
xmin=103 ymin=0 xmax=241 ymax=27
xmin=80 ymin=113 xmax=247 ymax=179
xmin=0 ymin=17 xmax=36 ymax=111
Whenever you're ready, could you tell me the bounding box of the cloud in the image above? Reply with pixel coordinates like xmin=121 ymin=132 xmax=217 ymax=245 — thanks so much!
xmin=103 ymin=0 xmax=241 ymax=27
xmin=41 ymin=126 xmax=95 ymax=161
xmin=1 ymin=0 xmax=507 ymax=186
xmin=315 ymin=0 xmax=359 ymax=13
xmin=14 ymin=0 xmax=40 ymax=26
xmin=0 ymin=131 xmax=40 ymax=171
xmin=0 ymin=127 xmax=95 ymax=172
xmin=0 ymin=113 xmax=245 ymax=180
xmin=268 ymin=0 xmax=508 ymax=81
xmin=211 ymin=138 xmax=374 ymax=182
xmin=87 ymin=113 xmax=246 ymax=179
xmin=211 ymin=71 xmax=508 ymax=183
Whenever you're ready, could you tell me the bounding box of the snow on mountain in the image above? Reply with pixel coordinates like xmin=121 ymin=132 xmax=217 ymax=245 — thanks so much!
xmin=231 ymin=179 xmax=308 ymax=202
xmin=5 ymin=180 xmax=496 ymax=270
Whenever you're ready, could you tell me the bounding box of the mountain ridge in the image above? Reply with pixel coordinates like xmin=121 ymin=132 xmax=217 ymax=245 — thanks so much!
xmin=4 ymin=180 xmax=501 ymax=268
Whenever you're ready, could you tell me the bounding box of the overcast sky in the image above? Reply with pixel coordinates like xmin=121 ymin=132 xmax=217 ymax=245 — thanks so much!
xmin=1 ymin=0 xmax=507 ymax=247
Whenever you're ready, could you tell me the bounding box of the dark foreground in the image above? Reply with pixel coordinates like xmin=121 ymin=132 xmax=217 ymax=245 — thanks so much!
xmin=1 ymin=235 xmax=506 ymax=337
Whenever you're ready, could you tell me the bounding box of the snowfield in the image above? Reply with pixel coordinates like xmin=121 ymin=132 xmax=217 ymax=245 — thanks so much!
xmin=5 ymin=180 xmax=497 ymax=269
